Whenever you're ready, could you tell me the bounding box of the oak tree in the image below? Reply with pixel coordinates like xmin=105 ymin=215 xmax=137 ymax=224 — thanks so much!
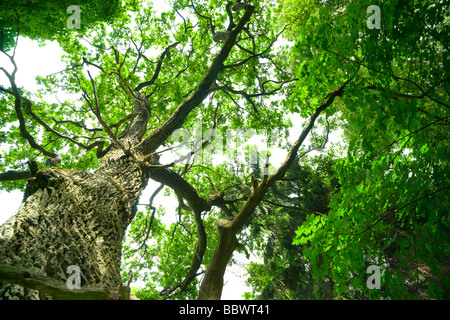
xmin=0 ymin=0 xmax=448 ymax=300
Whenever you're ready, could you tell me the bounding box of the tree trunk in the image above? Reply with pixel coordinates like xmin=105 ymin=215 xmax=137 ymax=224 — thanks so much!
xmin=197 ymin=217 xmax=237 ymax=300
xmin=197 ymin=188 xmax=267 ymax=300
xmin=0 ymin=151 xmax=147 ymax=299
xmin=197 ymin=80 xmax=351 ymax=299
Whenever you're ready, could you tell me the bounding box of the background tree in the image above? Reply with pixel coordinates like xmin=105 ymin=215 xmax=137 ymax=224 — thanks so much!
xmin=290 ymin=0 xmax=449 ymax=299
xmin=244 ymin=154 xmax=339 ymax=299
xmin=0 ymin=0 xmax=129 ymax=52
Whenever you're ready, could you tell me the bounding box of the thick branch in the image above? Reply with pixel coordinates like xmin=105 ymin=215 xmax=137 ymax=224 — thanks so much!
xmin=147 ymin=167 xmax=210 ymax=218
xmin=140 ymin=4 xmax=255 ymax=154
xmin=266 ymin=78 xmax=352 ymax=186
xmin=79 ymin=72 xmax=146 ymax=158
xmin=134 ymin=42 xmax=179 ymax=92
xmin=197 ymin=78 xmax=352 ymax=299
xmin=0 ymin=170 xmax=31 ymax=182
xmin=0 ymin=263 xmax=119 ymax=300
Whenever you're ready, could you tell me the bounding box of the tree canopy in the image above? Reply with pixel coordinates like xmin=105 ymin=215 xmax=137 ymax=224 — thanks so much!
xmin=0 ymin=0 xmax=449 ymax=300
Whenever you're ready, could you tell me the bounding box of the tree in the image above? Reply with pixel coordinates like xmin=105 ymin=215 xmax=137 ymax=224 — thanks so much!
xmin=1 ymin=0 xmax=447 ymax=301
xmin=0 ymin=0 xmax=346 ymax=300
xmin=244 ymin=155 xmax=339 ymax=300
xmin=0 ymin=0 xmax=128 ymax=52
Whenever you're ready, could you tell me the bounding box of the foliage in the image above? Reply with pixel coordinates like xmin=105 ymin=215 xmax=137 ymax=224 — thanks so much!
xmin=0 ymin=0 xmax=129 ymax=51
xmin=291 ymin=0 xmax=450 ymax=299
xmin=121 ymin=204 xmax=221 ymax=300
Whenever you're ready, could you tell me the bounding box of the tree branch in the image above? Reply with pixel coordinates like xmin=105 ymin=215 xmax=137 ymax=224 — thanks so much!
xmin=139 ymin=4 xmax=255 ymax=155
xmin=134 ymin=42 xmax=179 ymax=92
xmin=0 ymin=63 xmax=60 ymax=160
xmin=230 ymin=79 xmax=352 ymax=232
xmin=0 ymin=263 xmax=120 ymax=300
xmin=208 ymin=78 xmax=297 ymax=113
xmin=198 ymin=78 xmax=353 ymax=300
xmin=0 ymin=170 xmax=31 ymax=182
xmin=150 ymin=167 xmax=209 ymax=298
xmin=126 ymin=184 xmax=164 ymax=255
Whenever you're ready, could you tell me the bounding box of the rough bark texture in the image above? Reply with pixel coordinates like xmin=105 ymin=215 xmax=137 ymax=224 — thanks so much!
xmin=0 ymin=150 xmax=147 ymax=299
xmin=0 ymin=90 xmax=151 ymax=300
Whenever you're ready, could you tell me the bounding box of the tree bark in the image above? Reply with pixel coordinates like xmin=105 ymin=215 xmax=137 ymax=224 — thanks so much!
xmin=0 ymin=92 xmax=151 ymax=300
xmin=0 ymin=149 xmax=148 ymax=299
xmin=197 ymin=217 xmax=237 ymax=300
